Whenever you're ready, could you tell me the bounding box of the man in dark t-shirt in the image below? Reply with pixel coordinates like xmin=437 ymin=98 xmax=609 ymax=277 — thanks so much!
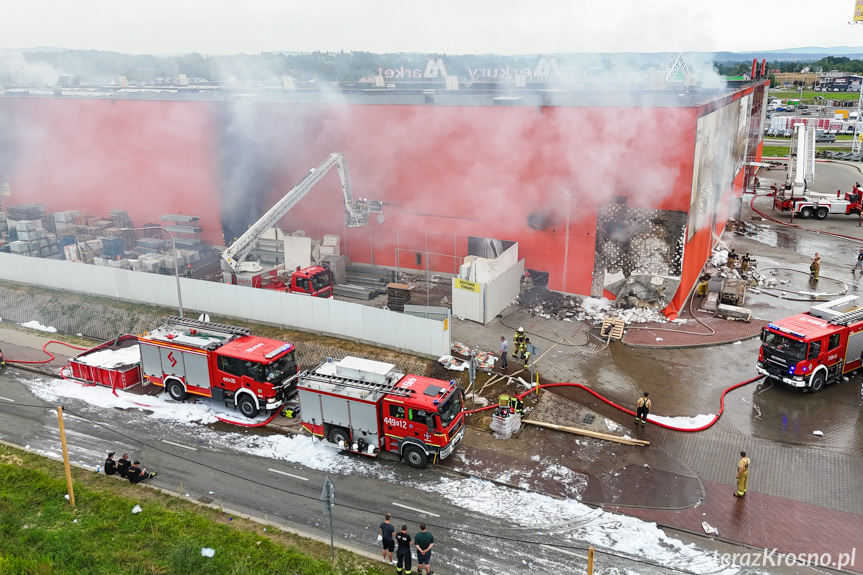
xmin=395 ymin=524 xmax=413 ymax=575
xmin=379 ymin=512 xmax=395 ymax=564
xmin=415 ymin=523 xmax=435 ymax=574
xmin=117 ymin=453 xmax=131 ymax=478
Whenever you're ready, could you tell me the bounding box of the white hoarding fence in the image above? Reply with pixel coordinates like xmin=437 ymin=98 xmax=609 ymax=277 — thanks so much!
xmin=0 ymin=253 xmax=450 ymax=357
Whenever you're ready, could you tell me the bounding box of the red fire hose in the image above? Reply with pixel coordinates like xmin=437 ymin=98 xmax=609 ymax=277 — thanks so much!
xmin=3 ymin=340 xmax=89 ymax=364
xmin=466 ymin=375 xmax=764 ymax=432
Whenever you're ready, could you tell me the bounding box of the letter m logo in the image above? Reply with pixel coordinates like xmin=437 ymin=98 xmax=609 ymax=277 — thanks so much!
xmin=534 ymin=57 xmax=560 ymax=79
xmin=424 ymin=58 xmax=448 ymax=78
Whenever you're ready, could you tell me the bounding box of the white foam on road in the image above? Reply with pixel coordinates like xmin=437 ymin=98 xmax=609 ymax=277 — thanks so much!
xmin=648 ymin=413 xmax=716 ymax=429
xmin=422 ymin=477 xmax=738 ymax=575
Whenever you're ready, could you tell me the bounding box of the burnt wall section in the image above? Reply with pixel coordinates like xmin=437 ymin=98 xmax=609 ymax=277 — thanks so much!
xmin=591 ymin=203 xmax=686 ymax=299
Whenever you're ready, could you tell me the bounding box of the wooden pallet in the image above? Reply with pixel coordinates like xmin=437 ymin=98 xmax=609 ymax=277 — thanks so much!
xmin=600 ymin=317 xmax=626 ymax=340
xmin=386 ymin=283 xmax=413 ymax=312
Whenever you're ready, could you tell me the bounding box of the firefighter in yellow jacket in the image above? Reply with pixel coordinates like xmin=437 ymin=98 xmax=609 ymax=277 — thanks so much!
xmin=734 ymin=451 xmax=750 ymax=497
xmin=514 ymin=327 xmax=526 ymax=359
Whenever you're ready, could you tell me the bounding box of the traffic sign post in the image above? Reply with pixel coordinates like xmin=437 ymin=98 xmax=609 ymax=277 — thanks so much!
xmin=320 ymin=476 xmax=336 ymax=561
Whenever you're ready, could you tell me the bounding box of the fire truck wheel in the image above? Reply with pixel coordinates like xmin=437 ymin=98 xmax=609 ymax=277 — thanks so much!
xmin=809 ymin=373 xmax=825 ymax=393
xmin=167 ymin=380 xmax=187 ymax=401
xmin=237 ymin=395 xmax=259 ymax=418
xmin=403 ymin=445 xmax=428 ymax=469
xmin=800 ymin=207 xmax=814 ymax=218
xmin=815 ymin=207 xmax=829 ymax=220
xmin=327 ymin=427 xmax=350 ymax=447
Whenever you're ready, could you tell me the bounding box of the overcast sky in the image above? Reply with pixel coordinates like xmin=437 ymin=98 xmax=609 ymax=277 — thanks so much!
xmin=3 ymin=0 xmax=862 ymax=55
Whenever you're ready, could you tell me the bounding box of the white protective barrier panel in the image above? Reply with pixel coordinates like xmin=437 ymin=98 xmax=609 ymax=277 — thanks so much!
xmin=0 ymin=253 xmax=450 ymax=357
xmin=485 ymin=258 xmax=525 ymax=322
xmin=452 ymin=277 xmax=484 ymax=323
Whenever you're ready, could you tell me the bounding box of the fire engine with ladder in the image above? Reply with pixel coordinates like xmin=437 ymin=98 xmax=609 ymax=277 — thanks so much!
xmin=220 ymin=152 xmax=382 ymax=297
xmin=296 ymin=356 xmax=465 ymax=468
xmin=138 ymin=316 xmax=299 ymax=417
xmin=757 ymin=295 xmax=863 ymax=392
xmin=772 ymin=123 xmax=862 ymax=219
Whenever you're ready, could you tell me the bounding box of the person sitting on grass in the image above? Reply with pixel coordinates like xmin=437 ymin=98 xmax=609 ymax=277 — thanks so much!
xmin=126 ymin=461 xmax=157 ymax=484
xmin=104 ymin=452 xmax=118 ymax=476
xmin=117 ymin=453 xmax=131 ymax=478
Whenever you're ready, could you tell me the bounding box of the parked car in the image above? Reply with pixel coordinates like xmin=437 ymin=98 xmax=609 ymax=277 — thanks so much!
xmin=767 ymin=128 xmax=777 ymax=137
xmin=782 ymin=129 xmax=793 ymax=137
xmin=816 ymin=134 xmax=836 ymax=143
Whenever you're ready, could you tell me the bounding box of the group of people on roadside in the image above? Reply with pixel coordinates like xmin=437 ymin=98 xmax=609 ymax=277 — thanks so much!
xmin=379 ymin=513 xmax=435 ymax=575
xmin=104 ymin=452 xmax=157 ymax=483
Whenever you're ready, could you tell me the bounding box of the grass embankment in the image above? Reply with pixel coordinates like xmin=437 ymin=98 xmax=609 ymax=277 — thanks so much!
xmin=761 ymin=145 xmax=848 ymax=157
xmin=0 ymin=445 xmax=388 ymax=575
xmin=771 ymin=90 xmax=861 ymax=102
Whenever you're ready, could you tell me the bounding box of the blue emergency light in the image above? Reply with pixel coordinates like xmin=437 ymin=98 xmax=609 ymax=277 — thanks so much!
xmin=265 ymin=343 xmax=293 ymax=359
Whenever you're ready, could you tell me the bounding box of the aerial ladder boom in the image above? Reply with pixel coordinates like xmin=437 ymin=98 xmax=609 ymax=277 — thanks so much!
xmin=220 ymin=152 xmax=371 ymax=274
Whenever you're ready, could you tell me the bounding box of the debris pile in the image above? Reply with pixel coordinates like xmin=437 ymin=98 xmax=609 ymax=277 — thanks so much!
xmin=517 ymin=286 xmax=669 ymax=325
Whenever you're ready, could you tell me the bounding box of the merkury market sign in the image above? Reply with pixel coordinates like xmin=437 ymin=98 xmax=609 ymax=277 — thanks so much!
xmin=376 ymin=57 xmax=561 ymax=81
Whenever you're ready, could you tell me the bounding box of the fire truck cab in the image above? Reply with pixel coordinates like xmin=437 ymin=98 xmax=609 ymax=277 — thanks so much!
xmin=288 ymin=265 xmax=334 ymax=298
xmin=757 ymin=296 xmax=863 ymax=392
xmin=297 ymin=356 xmax=465 ymax=468
xmin=139 ymin=316 xmax=299 ymax=417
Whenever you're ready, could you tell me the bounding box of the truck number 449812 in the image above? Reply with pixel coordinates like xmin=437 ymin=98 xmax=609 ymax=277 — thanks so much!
xmin=384 ymin=418 xmax=407 ymax=428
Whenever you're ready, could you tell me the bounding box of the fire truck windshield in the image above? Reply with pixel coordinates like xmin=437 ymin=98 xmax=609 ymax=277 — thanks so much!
xmin=762 ymin=330 xmax=807 ymax=361
xmin=437 ymin=391 xmax=463 ymax=427
xmin=265 ymin=350 xmax=298 ymax=382
xmin=311 ymin=271 xmax=333 ymax=291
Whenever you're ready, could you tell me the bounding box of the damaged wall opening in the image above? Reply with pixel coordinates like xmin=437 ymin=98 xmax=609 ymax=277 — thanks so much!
xmin=591 ymin=204 xmax=686 ymax=309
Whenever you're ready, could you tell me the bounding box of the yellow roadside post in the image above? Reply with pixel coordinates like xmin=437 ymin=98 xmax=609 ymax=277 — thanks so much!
xmin=56 ymin=406 xmax=76 ymax=507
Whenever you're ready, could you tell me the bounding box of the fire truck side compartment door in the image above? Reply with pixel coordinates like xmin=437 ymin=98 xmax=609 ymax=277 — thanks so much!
xmin=320 ymin=395 xmax=350 ymax=427
xmin=183 ymin=353 xmax=211 ymax=390
xmin=846 ymin=330 xmax=863 ymax=365
xmin=160 ymin=347 xmax=185 ymax=376
xmin=140 ymin=344 xmax=163 ymax=377
xmin=298 ymin=389 xmax=322 ymax=421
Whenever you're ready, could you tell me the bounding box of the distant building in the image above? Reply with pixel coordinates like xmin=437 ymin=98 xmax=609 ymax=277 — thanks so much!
xmin=817 ymin=73 xmax=863 ymax=92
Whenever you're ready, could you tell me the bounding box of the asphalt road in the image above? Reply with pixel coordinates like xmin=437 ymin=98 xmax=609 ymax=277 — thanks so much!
xmin=0 ymin=368 xmax=689 ymax=575
xmin=2 ymin=365 xmax=848 ymax=575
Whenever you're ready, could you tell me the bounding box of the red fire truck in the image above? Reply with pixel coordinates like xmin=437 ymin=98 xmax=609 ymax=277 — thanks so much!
xmin=259 ymin=265 xmax=334 ymax=298
xmin=139 ymin=316 xmax=299 ymax=417
xmin=297 ymin=356 xmax=466 ymax=468
xmin=773 ymin=190 xmax=862 ymax=220
xmin=757 ymin=296 xmax=863 ymax=392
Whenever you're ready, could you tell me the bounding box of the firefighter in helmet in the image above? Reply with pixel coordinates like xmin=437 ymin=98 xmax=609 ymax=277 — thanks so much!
xmin=514 ymin=327 xmax=526 ymax=359
xmin=184 ymin=264 xmax=193 ymax=279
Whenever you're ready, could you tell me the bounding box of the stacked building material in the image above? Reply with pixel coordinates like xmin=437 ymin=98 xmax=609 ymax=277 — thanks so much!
xmin=100 ymin=236 xmax=125 ymax=260
xmin=104 ymin=227 xmax=138 ymax=250
xmin=6 ymin=204 xmax=46 ymax=220
xmin=109 ymin=209 xmax=133 ymax=230
xmin=7 ymin=219 xmax=59 ymax=257
xmin=345 ymin=264 xmax=394 ymax=294
xmin=136 ymin=237 xmax=169 ymax=253
xmin=320 ymin=234 xmax=341 ymax=257
xmin=386 ymin=283 xmax=412 ymax=312
xmin=53 ymin=210 xmax=82 ymax=233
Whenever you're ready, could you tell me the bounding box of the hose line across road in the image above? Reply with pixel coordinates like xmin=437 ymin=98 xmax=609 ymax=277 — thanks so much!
xmin=466 ymin=375 xmax=765 ymax=432
xmin=5 ymin=339 xmax=768 ymax=433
